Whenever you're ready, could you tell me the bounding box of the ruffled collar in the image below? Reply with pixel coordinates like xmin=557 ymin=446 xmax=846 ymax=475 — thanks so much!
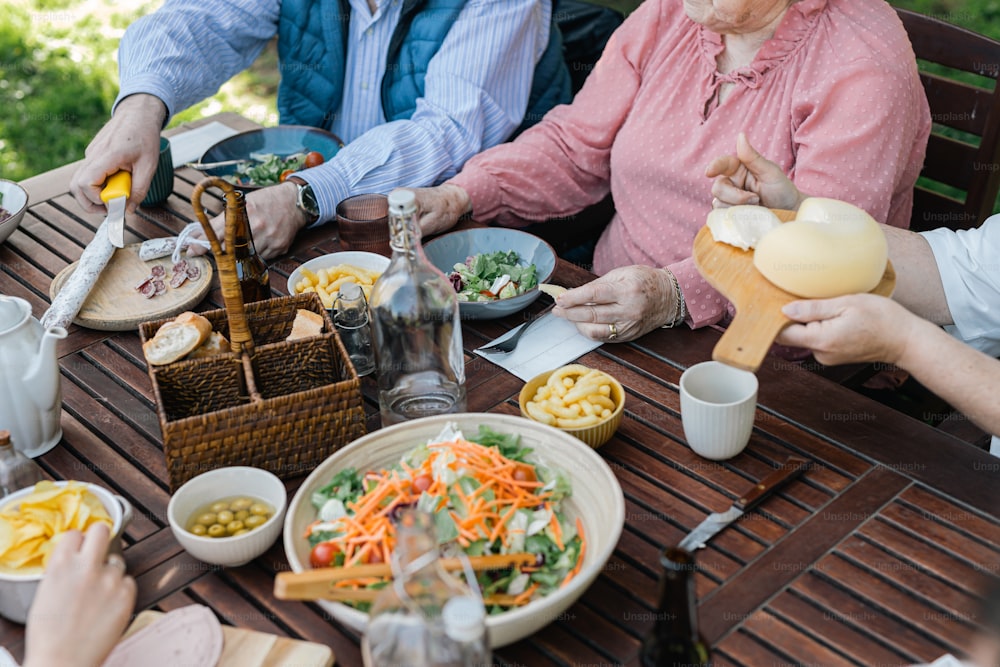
xmin=699 ymin=0 xmax=828 ymax=83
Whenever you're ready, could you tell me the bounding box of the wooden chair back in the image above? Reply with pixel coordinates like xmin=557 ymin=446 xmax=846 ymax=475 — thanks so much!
xmin=897 ymin=7 xmax=1000 ymax=231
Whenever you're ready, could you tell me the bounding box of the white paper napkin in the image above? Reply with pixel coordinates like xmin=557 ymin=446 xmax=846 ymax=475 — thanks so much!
xmin=168 ymin=121 xmax=241 ymax=168
xmin=474 ymin=313 xmax=602 ymax=381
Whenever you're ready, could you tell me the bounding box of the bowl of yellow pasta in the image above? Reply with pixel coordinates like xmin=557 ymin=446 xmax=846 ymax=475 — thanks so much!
xmin=518 ymin=364 xmax=625 ymax=449
xmin=286 ymin=251 xmax=390 ymax=309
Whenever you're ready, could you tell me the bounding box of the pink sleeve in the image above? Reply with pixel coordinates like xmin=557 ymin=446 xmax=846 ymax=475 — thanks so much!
xmin=790 ymin=57 xmax=929 ymax=228
xmin=448 ymin=2 xmax=663 ymax=226
xmin=669 ymin=257 xmax=728 ymax=328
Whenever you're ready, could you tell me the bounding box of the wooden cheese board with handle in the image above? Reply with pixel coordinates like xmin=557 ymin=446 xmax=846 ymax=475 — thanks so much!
xmin=49 ymin=243 xmax=213 ymax=331
xmin=121 ymin=610 xmax=335 ymax=667
xmin=692 ymin=210 xmax=896 ymax=373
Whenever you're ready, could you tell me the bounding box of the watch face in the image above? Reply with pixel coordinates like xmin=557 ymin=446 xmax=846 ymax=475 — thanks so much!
xmin=298 ymin=183 xmax=319 ymax=217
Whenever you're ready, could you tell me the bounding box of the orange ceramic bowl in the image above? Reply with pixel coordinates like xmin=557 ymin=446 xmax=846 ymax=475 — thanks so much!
xmin=518 ymin=365 xmax=625 ymax=449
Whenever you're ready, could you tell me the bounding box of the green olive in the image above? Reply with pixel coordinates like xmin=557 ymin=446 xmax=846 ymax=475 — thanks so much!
xmin=234 ymin=509 xmax=249 ymax=522
xmin=226 ymin=520 xmax=245 ymax=535
xmin=196 ymin=512 xmax=218 ymax=527
xmin=207 ymin=523 xmax=227 ymax=538
xmin=209 ymin=501 xmax=230 ymax=514
xmin=249 ymin=503 xmax=272 ymax=517
xmin=244 ymin=514 xmax=267 ymax=529
xmin=230 ymin=498 xmax=254 ymax=512
xmin=232 ymin=529 xmax=249 ymax=536
xmin=189 ymin=523 xmax=207 ymax=536
xmin=216 ymin=510 xmax=235 ymax=525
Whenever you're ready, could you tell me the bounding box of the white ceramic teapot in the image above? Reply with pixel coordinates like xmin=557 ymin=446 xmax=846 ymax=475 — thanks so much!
xmin=0 ymin=295 xmax=67 ymax=458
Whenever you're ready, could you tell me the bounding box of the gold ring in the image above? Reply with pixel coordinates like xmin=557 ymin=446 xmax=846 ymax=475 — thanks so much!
xmin=608 ymin=322 xmax=618 ymax=341
xmin=106 ymin=554 xmax=127 ymax=573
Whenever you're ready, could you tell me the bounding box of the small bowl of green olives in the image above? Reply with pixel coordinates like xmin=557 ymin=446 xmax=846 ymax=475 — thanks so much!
xmin=167 ymin=466 xmax=287 ymax=567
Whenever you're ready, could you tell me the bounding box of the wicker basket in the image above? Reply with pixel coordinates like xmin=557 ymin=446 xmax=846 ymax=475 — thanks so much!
xmin=139 ymin=177 xmax=367 ymax=491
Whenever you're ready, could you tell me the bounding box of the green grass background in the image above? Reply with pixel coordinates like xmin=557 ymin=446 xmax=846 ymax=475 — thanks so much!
xmin=0 ymin=0 xmax=995 ymax=183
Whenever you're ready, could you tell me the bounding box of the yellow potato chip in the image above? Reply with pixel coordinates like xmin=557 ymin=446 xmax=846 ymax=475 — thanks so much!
xmin=0 ymin=481 xmax=112 ymax=574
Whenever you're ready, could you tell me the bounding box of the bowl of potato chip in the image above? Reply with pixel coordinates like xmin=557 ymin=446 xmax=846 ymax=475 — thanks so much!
xmin=0 ymin=480 xmax=132 ymax=623
xmin=286 ymin=251 xmax=390 ymax=310
xmin=518 ymin=364 xmax=625 ymax=449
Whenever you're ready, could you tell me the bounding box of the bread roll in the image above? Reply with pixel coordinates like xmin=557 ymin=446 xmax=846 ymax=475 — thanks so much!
xmin=286 ymin=309 xmax=325 ymax=341
xmin=143 ymin=311 xmax=212 ymax=365
xmin=753 ymin=198 xmax=887 ymax=298
xmin=186 ymin=331 xmax=230 ymax=360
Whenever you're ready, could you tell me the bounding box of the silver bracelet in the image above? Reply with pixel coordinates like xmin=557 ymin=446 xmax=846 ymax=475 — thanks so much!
xmin=661 ymin=267 xmax=686 ymax=328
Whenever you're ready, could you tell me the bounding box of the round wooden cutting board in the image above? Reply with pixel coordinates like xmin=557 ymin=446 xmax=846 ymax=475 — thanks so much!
xmin=49 ymin=244 xmax=213 ymax=331
xmin=692 ymin=213 xmax=896 ymax=373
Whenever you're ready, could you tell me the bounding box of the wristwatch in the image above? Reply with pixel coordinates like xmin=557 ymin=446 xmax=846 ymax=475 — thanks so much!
xmin=287 ymin=176 xmax=319 ymax=223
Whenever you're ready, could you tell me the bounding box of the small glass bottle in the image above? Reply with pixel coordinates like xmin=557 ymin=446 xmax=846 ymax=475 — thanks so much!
xmin=333 ymin=281 xmax=376 ymax=377
xmin=640 ymin=547 xmax=710 ymax=667
xmin=0 ymin=430 xmax=45 ymax=499
xmin=228 ymin=189 xmax=270 ymax=303
xmin=369 ymin=189 xmax=466 ymax=426
xmin=362 ymin=510 xmax=490 ymax=667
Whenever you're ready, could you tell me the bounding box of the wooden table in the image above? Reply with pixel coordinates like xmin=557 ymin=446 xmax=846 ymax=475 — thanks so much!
xmin=1 ymin=113 xmax=998 ymax=666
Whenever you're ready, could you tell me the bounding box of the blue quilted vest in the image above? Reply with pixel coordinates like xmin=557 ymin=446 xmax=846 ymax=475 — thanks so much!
xmin=276 ymin=0 xmax=570 ymax=136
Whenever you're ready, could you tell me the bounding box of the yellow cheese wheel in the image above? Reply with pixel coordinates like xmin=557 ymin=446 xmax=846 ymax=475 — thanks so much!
xmin=752 ymin=198 xmax=887 ymax=298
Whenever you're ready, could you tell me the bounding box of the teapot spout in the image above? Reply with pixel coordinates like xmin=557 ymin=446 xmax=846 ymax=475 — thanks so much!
xmin=24 ymin=326 xmax=68 ymax=411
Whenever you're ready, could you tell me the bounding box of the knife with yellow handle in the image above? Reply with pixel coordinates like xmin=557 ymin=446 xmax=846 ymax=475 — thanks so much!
xmin=100 ymin=170 xmax=131 ymax=248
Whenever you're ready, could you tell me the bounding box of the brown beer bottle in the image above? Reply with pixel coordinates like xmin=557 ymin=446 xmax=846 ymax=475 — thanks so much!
xmin=640 ymin=547 xmax=710 ymax=667
xmin=227 ymin=190 xmax=270 ymax=302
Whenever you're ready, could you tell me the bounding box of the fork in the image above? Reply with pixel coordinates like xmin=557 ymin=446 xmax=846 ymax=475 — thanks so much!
xmin=479 ymin=302 xmax=556 ymax=354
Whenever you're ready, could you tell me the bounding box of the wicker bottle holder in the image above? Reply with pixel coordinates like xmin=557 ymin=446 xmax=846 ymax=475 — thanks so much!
xmin=139 ymin=177 xmax=367 ymax=491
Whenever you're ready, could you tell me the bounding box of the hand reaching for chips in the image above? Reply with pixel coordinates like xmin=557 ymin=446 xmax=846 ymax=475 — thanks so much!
xmin=524 ymin=364 xmax=619 ymax=427
xmin=0 ymin=481 xmax=113 ymax=574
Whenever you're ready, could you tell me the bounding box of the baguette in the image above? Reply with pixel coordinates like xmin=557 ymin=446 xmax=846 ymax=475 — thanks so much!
xmin=143 ymin=311 xmax=212 ymax=365
xmin=286 ymin=309 xmax=325 ymax=341
xmin=186 ymin=331 xmax=230 ymax=359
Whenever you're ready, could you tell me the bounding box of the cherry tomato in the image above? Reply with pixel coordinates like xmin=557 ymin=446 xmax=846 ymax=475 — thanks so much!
xmin=279 ymin=169 xmax=296 ymax=183
xmin=366 ymin=550 xmax=385 ymax=565
xmin=310 ymin=542 xmax=339 ymax=568
xmin=304 ymin=151 xmax=325 ymax=169
xmin=513 ymin=466 xmax=536 ymax=483
xmin=412 ymin=475 xmax=434 ymax=494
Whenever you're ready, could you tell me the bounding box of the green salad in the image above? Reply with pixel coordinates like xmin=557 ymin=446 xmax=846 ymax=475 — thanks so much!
xmin=225 ymin=150 xmax=324 ymax=187
xmin=447 ymin=251 xmax=538 ymax=302
xmin=304 ymin=424 xmax=584 ymax=614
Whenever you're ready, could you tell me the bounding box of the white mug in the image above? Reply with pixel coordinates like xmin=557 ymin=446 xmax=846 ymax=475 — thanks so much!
xmin=680 ymin=361 xmax=758 ymax=460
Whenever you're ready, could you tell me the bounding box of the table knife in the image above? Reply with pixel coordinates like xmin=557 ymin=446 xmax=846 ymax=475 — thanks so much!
xmin=100 ymin=170 xmax=131 ymax=248
xmin=678 ymin=456 xmax=808 ymax=552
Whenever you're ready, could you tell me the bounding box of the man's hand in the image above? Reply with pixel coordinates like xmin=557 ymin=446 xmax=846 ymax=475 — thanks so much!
xmin=70 ymin=94 xmax=167 ymax=214
xmin=705 ymin=132 xmax=806 ymax=211
xmin=187 ymin=182 xmax=309 ymax=260
xmin=553 ymin=265 xmax=677 ymax=342
xmin=777 ymin=294 xmax=919 ymax=366
xmin=410 ymin=183 xmax=472 ymax=237
xmin=23 ymin=524 xmax=136 ymax=667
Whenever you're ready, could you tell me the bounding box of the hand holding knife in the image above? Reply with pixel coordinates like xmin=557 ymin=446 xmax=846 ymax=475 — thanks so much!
xmin=678 ymin=456 xmax=808 ymax=552
xmin=100 ymin=170 xmax=131 ymax=248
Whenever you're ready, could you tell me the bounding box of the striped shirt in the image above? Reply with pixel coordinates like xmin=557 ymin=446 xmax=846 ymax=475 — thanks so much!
xmin=116 ymin=0 xmax=552 ymax=222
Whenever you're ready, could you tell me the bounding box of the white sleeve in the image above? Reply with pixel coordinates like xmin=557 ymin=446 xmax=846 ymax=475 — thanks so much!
xmin=921 ymin=216 xmax=1000 ymax=357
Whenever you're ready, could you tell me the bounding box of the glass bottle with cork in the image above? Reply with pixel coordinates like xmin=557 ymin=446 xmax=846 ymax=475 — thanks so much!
xmin=369 ymin=189 xmax=466 ymax=426
xmin=640 ymin=546 xmax=710 ymax=667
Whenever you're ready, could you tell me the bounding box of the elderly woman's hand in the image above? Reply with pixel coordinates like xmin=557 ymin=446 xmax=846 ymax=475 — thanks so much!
xmin=705 ymin=133 xmax=806 ymax=210
xmin=776 ymin=294 xmax=918 ymax=366
xmin=552 ymin=265 xmax=678 ymax=342
xmin=409 ymin=184 xmax=472 ymax=237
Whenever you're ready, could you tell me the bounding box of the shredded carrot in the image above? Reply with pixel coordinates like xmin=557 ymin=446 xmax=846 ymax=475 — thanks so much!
xmin=549 ymin=510 xmax=564 ymax=550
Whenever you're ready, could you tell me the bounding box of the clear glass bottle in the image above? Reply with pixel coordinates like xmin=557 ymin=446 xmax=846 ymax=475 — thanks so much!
xmin=333 ymin=281 xmax=376 ymax=377
xmin=640 ymin=547 xmax=710 ymax=667
xmin=228 ymin=189 xmax=270 ymax=303
xmin=0 ymin=429 xmax=45 ymax=499
xmin=362 ymin=510 xmax=490 ymax=667
xmin=369 ymin=189 xmax=466 ymax=426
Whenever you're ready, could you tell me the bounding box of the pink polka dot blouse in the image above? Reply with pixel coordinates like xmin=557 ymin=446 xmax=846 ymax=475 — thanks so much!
xmin=448 ymin=0 xmax=931 ymax=328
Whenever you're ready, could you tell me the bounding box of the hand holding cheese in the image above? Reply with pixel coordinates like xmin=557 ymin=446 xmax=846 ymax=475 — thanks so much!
xmin=708 ymin=198 xmax=888 ymax=298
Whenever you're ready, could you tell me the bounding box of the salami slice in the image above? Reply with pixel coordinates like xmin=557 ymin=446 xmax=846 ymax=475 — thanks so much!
xmin=134 ymin=278 xmax=152 ymax=292
xmin=172 ymin=260 xmax=189 ymax=275
xmin=150 ymin=264 xmax=166 ymax=278
xmin=169 ymin=271 xmax=188 ymax=288
xmin=186 ymin=265 xmax=201 ymax=281
xmin=138 ymin=237 xmax=177 ymax=261
xmin=140 ymin=282 xmax=156 ymax=299
xmin=153 ymin=279 xmax=166 ymax=296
